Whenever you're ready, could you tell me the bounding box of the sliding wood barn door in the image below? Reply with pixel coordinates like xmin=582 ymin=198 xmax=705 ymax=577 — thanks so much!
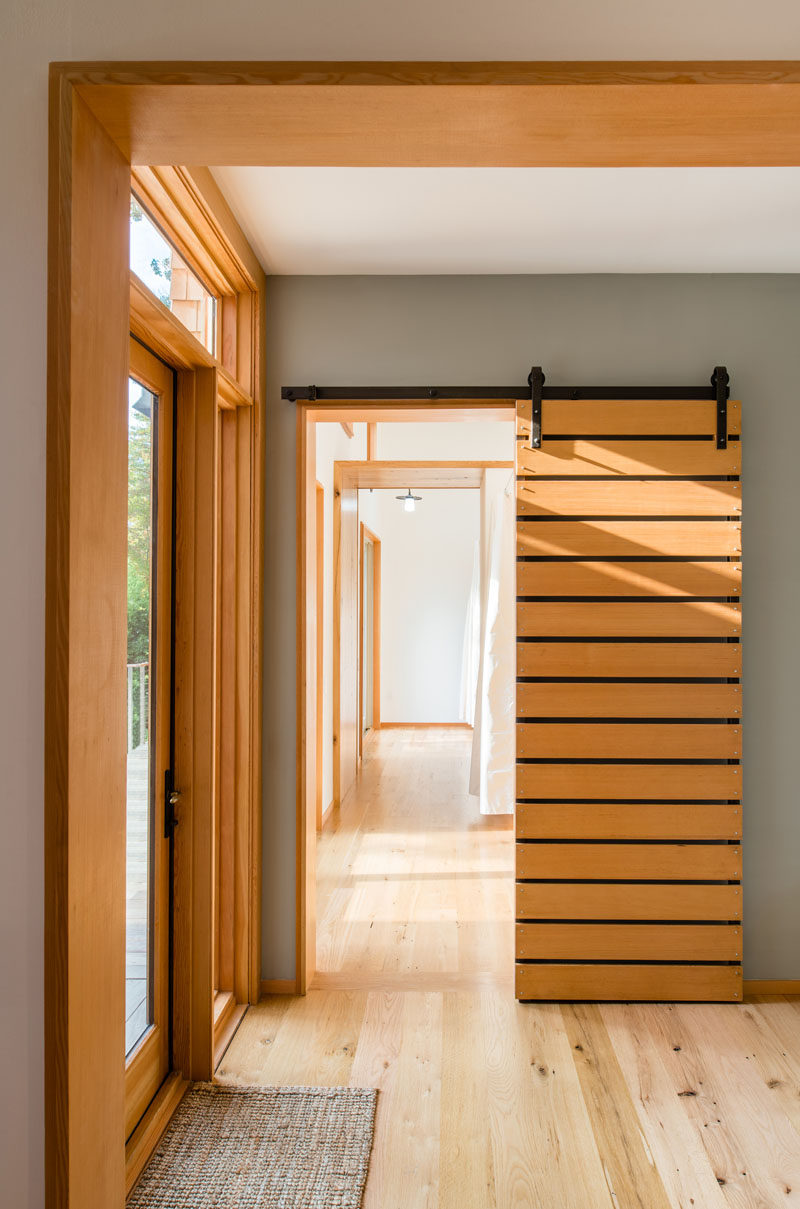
xmin=515 ymin=397 xmax=742 ymax=1001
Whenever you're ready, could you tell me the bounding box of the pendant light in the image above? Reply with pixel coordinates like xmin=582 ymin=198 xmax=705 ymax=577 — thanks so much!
xmin=396 ymin=488 xmax=422 ymax=513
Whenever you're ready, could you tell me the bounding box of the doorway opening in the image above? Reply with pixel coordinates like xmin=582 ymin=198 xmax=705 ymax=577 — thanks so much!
xmin=303 ymin=414 xmax=516 ymax=991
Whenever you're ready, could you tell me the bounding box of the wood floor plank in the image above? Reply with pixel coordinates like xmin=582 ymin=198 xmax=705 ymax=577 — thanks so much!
xmin=631 ymin=1003 xmax=800 ymax=1206
xmin=561 ymin=1003 xmax=674 ymax=1209
xmin=439 ymin=994 xmax=495 ymax=1209
xmin=219 ymin=731 xmax=795 ymax=1208
xmin=601 ymin=1003 xmax=730 ymax=1209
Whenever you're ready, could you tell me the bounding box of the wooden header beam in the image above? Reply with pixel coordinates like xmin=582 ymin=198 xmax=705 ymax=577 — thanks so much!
xmin=59 ymin=61 xmax=800 ymax=167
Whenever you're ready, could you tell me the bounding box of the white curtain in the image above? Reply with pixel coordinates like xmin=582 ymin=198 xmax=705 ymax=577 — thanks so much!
xmin=469 ymin=470 xmax=515 ymax=814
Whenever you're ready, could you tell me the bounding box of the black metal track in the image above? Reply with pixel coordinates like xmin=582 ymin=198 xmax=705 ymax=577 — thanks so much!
xmin=282 ymin=384 xmax=718 ymax=402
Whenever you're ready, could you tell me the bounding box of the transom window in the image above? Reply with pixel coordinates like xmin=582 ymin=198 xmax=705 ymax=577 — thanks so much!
xmin=130 ymin=194 xmax=217 ymax=354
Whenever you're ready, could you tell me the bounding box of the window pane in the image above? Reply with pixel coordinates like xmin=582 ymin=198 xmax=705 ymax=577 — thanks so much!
xmin=130 ymin=195 xmax=217 ymax=355
xmin=126 ymin=377 xmax=155 ymax=1056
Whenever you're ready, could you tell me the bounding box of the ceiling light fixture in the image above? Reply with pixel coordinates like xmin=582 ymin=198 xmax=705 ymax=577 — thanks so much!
xmin=396 ymin=488 xmax=422 ymax=513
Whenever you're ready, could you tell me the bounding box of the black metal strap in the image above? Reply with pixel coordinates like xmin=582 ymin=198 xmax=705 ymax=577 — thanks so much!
xmin=711 ymin=366 xmax=730 ymax=449
xmin=528 ymin=366 xmax=545 ymax=449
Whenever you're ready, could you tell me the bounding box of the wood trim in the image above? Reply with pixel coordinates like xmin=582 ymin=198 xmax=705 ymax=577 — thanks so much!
xmin=259 ymin=979 xmax=298 ymax=997
xmin=316 ymin=482 xmax=325 ymax=831
xmin=366 ymin=422 xmax=377 ymax=460
xmin=358 ymin=524 xmax=381 ymax=758
xmin=340 ymin=421 xmax=355 ymax=438
xmin=173 ymin=367 xmax=218 ymax=1081
xmin=308 ymin=403 xmax=515 ymax=423
xmin=124 ymin=1073 xmax=189 ymax=1197
xmin=45 ymin=85 xmax=130 ymax=1209
xmin=131 ymin=165 xmax=262 ymax=296
xmin=339 ymin=459 xmax=513 ymax=489
xmin=130 ymin=275 xmax=253 ymax=406
xmin=56 ymin=61 xmax=800 ymax=87
xmin=331 ymin=461 xmax=360 ymax=808
xmin=372 ymin=533 xmax=381 ymax=732
xmin=379 ymin=722 xmax=473 ymax=729
xmin=743 ymin=980 xmax=800 ymax=996
xmin=213 ymin=1001 xmax=247 ymax=1069
xmin=296 ymin=406 xmax=316 ymax=995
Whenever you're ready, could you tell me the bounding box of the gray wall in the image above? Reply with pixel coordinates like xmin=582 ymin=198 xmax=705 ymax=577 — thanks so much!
xmin=263 ymin=273 xmax=800 ymax=981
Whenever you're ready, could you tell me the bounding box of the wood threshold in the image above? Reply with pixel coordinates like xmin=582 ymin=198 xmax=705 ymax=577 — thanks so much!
xmin=259 ymin=979 xmax=298 ymax=997
xmin=125 ymin=1072 xmax=189 ymax=1197
xmin=214 ymin=1000 xmax=247 ymax=1070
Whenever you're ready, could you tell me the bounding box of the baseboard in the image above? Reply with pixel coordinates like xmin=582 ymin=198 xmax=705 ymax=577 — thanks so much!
xmin=380 ymin=722 xmax=473 ymax=729
xmin=260 ymin=978 xmax=298 ymax=997
xmin=743 ymin=979 xmax=800 ymax=996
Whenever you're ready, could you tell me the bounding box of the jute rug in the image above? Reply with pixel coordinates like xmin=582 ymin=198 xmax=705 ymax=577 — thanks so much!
xmin=127 ymin=1082 xmax=378 ymax=1208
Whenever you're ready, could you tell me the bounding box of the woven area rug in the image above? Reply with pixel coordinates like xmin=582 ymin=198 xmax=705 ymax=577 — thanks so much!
xmin=127 ymin=1082 xmax=378 ymax=1208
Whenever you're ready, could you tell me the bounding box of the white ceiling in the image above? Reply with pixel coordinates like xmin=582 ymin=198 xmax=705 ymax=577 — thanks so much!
xmin=211 ymin=167 xmax=800 ymax=276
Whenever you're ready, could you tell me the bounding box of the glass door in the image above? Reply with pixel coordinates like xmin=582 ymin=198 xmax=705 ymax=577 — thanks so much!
xmin=125 ymin=338 xmax=174 ymax=1139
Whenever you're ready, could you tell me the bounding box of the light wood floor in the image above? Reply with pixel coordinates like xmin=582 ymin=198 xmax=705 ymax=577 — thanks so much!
xmin=221 ymin=728 xmax=800 ymax=1209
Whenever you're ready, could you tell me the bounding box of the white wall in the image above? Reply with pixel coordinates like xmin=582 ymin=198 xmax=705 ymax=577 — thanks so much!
xmin=364 ymin=488 xmax=480 ymax=723
xmin=7 ymin=6 xmax=800 ymax=1205
xmin=377 ymin=420 xmax=514 ymax=461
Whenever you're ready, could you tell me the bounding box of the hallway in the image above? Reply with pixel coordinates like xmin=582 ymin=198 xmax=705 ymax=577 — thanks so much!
xmin=315 ymin=727 xmax=513 ymax=991
xmin=221 ymin=729 xmax=800 ymax=1209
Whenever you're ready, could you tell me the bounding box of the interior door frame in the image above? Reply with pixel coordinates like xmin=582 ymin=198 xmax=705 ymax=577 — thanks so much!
xmin=330 ymin=457 xmax=514 ymax=813
xmin=47 ymin=60 xmax=800 ymax=1209
xmin=359 ymin=521 xmax=381 ymax=759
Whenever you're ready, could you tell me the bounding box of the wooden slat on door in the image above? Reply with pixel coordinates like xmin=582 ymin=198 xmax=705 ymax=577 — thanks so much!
xmin=515 ymin=395 xmax=742 ymax=1002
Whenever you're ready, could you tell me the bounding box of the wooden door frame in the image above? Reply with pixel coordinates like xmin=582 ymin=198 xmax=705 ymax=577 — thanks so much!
xmin=298 ymin=418 xmax=516 ymax=995
xmin=47 ymin=61 xmax=800 ymax=1208
xmin=330 ymin=457 xmax=515 ymax=813
xmin=359 ymin=522 xmax=381 ymax=759
xmin=315 ymin=481 xmax=325 ymax=830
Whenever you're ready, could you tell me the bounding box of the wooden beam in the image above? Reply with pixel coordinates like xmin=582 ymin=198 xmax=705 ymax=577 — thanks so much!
xmin=367 ymin=423 xmax=377 ymax=460
xmin=338 ymin=459 xmax=514 ymax=490
xmin=340 ymin=421 xmax=355 ymax=438
xmin=64 ymin=61 xmax=800 ymax=167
